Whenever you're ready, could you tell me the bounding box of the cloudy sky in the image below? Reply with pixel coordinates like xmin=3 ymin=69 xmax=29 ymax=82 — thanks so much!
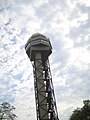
xmin=0 ymin=0 xmax=90 ymax=120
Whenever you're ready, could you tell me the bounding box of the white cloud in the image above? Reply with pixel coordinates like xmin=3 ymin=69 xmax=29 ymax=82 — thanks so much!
xmin=0 ymin=0 xmax=90 ymax=120
xmin=68 ymin=47 xmax=90 ymax=68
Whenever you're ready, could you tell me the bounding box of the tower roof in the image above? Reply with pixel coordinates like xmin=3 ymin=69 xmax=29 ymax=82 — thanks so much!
xmin=31 ymin=33 xmax=46 ymax=38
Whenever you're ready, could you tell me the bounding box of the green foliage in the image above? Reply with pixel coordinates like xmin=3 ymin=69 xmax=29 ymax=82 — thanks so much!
xmin=70 ymin=100 xmax=90 ymax=120
xmin=0 ymin=102 xmax=17 ymax=120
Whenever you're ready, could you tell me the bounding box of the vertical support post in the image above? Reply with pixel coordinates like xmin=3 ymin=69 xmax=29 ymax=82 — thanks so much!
xmin=33 ymin=52 xmax=48 ymax=120
xmin=32 ymin=53 xmax=59 ymax=120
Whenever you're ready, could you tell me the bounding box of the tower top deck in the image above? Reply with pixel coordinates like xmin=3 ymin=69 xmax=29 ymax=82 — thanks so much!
xmin=25 ymin=33 xmax=52 ymax=49
xmin=25 ymin=33 xmax=52 ymax=61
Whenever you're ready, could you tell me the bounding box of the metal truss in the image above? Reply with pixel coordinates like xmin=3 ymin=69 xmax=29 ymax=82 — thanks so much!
xmin=32 ymin=52 xmax=59 ymax=120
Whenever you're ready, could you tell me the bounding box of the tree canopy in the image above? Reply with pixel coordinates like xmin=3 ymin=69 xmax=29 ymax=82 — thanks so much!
xmin=0 ymin=102 xmax=17 ymax=120
xmin=70 ymin=100 xmax=90 ymax=120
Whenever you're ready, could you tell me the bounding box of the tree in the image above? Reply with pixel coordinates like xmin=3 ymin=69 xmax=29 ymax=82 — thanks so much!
xmin=0 ymin=102 xmax=17 ymax=120
xmin=70 ymin=100 xmax=90 ymax=120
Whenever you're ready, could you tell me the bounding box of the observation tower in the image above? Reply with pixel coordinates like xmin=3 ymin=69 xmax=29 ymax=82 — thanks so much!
xmin=25 ymin=33 xmax=59 ymax=120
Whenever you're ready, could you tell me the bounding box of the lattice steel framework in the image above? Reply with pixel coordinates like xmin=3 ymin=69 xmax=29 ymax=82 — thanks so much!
xmin=25 ymin=33 xmax=59 ymax=120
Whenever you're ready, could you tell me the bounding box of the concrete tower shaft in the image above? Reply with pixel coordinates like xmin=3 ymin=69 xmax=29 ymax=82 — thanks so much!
xmin=25 ymin=33 xmax=59 ymax=120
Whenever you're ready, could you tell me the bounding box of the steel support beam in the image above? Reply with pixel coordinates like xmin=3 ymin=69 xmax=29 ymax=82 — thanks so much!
xmin=32 ymin=52 xmax=59 ymax=120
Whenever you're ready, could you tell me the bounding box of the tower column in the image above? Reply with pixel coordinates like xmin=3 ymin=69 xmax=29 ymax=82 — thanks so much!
xmin=34 ymin=52 xmax=48 ymax=119
xmin=25 ymin=33 xmax=59 ymax=120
